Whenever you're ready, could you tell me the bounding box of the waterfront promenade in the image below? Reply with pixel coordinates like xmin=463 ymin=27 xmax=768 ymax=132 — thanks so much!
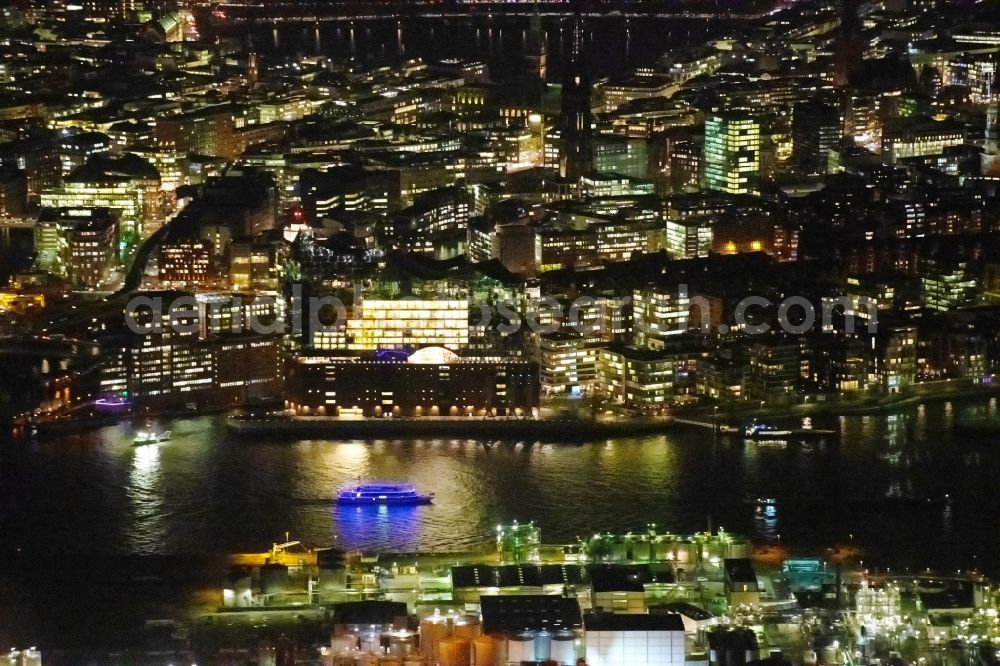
xmin=227 ymin=413 xmax=675 ymax=440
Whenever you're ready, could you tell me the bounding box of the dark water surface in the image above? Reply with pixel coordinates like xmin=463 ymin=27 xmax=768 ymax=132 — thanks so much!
xmin=2 ymin=398 xmax=999 ymax=572
xmin=244 ymin=14 xmax=725 ymax=81
xmin=2 ymin=397 xmax=1000 ymax=649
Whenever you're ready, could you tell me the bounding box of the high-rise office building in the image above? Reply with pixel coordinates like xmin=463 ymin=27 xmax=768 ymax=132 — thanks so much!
xmin=703 ymin=110 xmax=761 ymax=195
xmin=792 ymin=100 xmax=840 ymax=175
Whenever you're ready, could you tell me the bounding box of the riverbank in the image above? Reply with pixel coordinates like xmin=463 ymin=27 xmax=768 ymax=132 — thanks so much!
xmin=217 ymin=382 xmax=1000 ymax=442
xmin=675 ymin=381 xmax=1000 ymax=424
xmin=227 ymin=413 xmax=674 ymax=440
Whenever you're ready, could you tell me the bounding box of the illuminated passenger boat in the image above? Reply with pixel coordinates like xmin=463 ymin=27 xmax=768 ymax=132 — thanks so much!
xmin=133 ymin=429 xmax=171 ymax=445
xmin=336 ymin=483 xmax=433 ymax=506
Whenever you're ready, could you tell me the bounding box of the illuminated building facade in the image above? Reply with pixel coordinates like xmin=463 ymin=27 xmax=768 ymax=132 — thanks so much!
xmin=876 ymin=326 xmax=917 ymax=393
xmin=580 ymin=173 xmax=654 ymax=198
xmin=712 ymin=219 xmax=799 ymax=262
xmin=921 ymin=260 xmax=976 ymax=312
xmin=285 ymin=348 xmax=539 ymax=418
xmin=102 ymin=296 xmax=284 ymax=407
xmin=65 ymin=208 xmax=118 ymax=289
xmin=792 ymin=99 xmax=840 ymax=175
xmin=602 ymin=76 xmax=675 ymax=113
xmin=300 ymin=166 xmax=392 ymax=221
xmin=593 ymin=214 xmax=661 ymax=262
xmin=57 ymin=131 xmax=109 ymax=177
xmin=40 ymin=175 xmax=143 ymax=245
xmin=539 ymin=332 xmax=599 ymax=395
xmin=662 ymin=47 xmax=724 ymax=84
xmin=158 ymin=240 xmax=213 ymax=288
xmin=703 ymin=110 xmax=761 ymax=195
xmin=665 ymin=217 xmax=712 ymax=259
xmin=593 ymin=136 xmax=649 ymax=180
xmin=747 ymin=339 xmax=802 ymax=400
xmin=843 ymin=92 xmax=882 ymax=151
xmin=632 ymin=287 xmax=691 ymax=348
xmin=392 ymin=186 xmax=472 ymax=237
xmin=598 ymin=345 xmax=687 ymax=411
xmin=537 ymin=227 xmax=598 ymax=272
xmin=155 ymin=104 xmax=240 ymax=161
xmin=311 ymin=299 xmax=470 ymax=351
xmin=229 ymin=240 xmax=284 ymax=290
xmin=881 ymin=118 xmax=965 ymax=163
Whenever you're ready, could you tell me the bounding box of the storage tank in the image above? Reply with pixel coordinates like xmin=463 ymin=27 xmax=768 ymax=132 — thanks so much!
xmin=453 ymin=615 xmax=481 ymax=640
xmin=332 ymin=633 xmax=358 ymax=654
xmin=473 ymin=635 xmax=507 ymax=666
xmin=419 ymin=614 xmax=451 ymax=662
xmin=506 ymin=633 xmax=535 ymax=663
xmin=19 ymin=648 xmax=42 ymax=666
xmin=378 ymin=657 xmax=402 ymax=666
xmin=632 ymin=541 xmax=651 ymax=562
xmin=550 ymin=633 xmax=577 ymax=665
xmin=358 ymin=653 xmax=379 ymax=666
xmin=387 ymin=630 xmax=417 ymax=656
xmin=359 ymin=629 xmax=381 ymax=654
xmin=534 ymin=630 xmax=552 ymax=661
xmin=260 ymin=563 xmax=289 ymax=596
xmin=438 ymin=637 xmax=471 ymax=666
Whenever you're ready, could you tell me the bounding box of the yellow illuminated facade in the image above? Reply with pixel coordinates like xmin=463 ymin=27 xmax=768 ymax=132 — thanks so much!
xmin=312 ymin=298 xmax=470 ymax=350
xmin=632 ymin=288 xmax=691 ymax=348
xmin=539 ymin=333 xmax=599 ymax=394
xmin=40 ymin=179 xmax=144 ymax=240
xmin=598 ymin=347 xmax=683 ymax=411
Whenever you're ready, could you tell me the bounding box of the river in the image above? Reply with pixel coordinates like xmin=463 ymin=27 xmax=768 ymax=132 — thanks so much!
xmin=2 ymin=398 xmax=999 ymax=569
xmin=2 ymin=398 xmax=1000 ymax=649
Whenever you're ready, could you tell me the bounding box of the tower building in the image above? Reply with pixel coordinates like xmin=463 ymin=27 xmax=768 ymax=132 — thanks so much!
xmin=703 ymin=109 xmax=761 ymax=195
xmin=525 ymin=4 xmax=547 ymax=82
xmin=558 ymin=6 xmax=593 ymax=181
xmin=833 ymin=0 xmax=865 ymax=87
xmin=983 ymin=49 xmax=1000 ymax=175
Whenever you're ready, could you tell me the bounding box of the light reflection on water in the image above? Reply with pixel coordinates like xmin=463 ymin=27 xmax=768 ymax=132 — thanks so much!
xmin=2 ymin=397 xmax=1000 ymax=573
xmin=126 ymin=444 xmax=164 ymax=553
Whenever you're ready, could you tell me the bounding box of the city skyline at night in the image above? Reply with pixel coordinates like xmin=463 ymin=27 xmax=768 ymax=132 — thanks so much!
xmin=2 ymin=0 xmax=1000 ymax=664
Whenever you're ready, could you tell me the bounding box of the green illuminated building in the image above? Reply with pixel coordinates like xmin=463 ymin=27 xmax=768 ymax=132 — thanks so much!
xmin=703 ymin=110 xmax=761 ymax=195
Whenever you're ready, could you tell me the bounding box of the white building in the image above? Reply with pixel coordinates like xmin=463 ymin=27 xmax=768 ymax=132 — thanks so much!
xmin=584 ymin=612 xmax=686 ymax=666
